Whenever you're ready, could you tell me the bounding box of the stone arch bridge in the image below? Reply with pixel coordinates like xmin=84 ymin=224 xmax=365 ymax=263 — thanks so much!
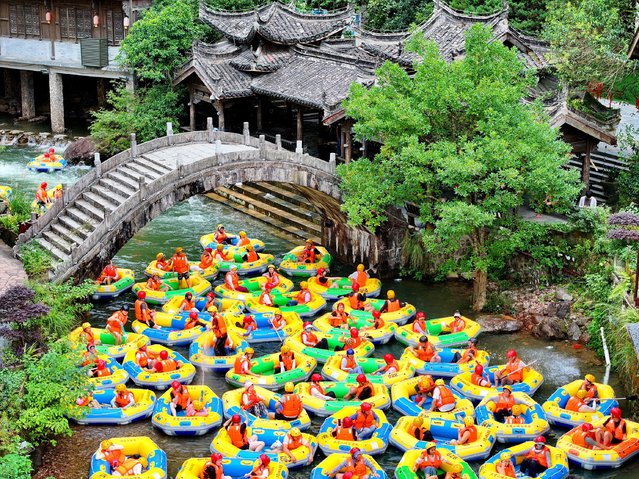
xmin=17 ymin=122 xmax=403 ymax=282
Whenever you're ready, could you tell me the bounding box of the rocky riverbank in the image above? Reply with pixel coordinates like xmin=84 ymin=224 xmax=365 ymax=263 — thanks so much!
xmin=0 ymin=129 xmax=70 ymax=148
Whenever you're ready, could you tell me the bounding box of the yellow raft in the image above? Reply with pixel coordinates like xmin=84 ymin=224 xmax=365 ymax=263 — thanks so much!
xmin=390 ymin=376 xmax=474 ymax=419
xmin=89 ymin=436 xmax=167 ymax=479
xmin=397 ymin=449 xmax=476 ymax=479
xmin=199 ymin=232 xmax=266 ymax=254
xmin=542 ymin=379 xmax=618 ymax=428
xmin=189 ymin=330 xmax=250 ymax=373
xmin=152 ymin=385 xmax=223 ymax=436
xmin=221 ymin=384 xmax=312 ymax=430
xmin=321 ymin=356 xmax=415 ymax=386
xmin=145 ymin=259 xmax=219 ymax=281
xmin=225 ymin=311 xmax=304 ymax=344
xmin=68 ymin=326 xmax=148 ymax=359
xmin=390 ymin=416 xmax=496 ymax=460
xmin=479 ymin=441 xmax=569 ymax=479
xmin=225 ymin=351 xmax=317 ymax=390
xmin=176 ymin=457 xmax=287 ymax=479
xmin=317 ymin=406 xmax=392 ymax=455
xmin=450 ymin=364 xmax=544 ymax=401
xmin=310 ymin=453 xmax=386 ymax=479
xmin=295 ymin=380 xmax=391 ymax=416
xmin=214 ymin=275 xmax=294 ymax=302
xmin=394 ymin=316 xmax=481 ymax=348
xmin=279 ymin=245 xmax=333 ymax=277
xmin=122 ymin=345 xmax=196 ymax=389
xmin=307 ymin=276 xmax=382 ymax=300
xmin=216 ymin=253 xmax=275 ymax=275
xmin=313 ymin=312 xmax=398 ymax=345
xmin=68 ymin=388 xmax=156 ymax=426
xmin=401 ymin=346 xmax=491 ymax=377
xmin=162 ymin=296 xmax=243 ymax=316
xmin=284 ymin=330 xmax=375 ymax=364
xmin=245 ymin=291 xmax=327 ymax=318
xmin=0 ymin=185 xmax=11 ymax=200
xmin=87 ymin=355 xmax=129 ymax=389
xmin=132 ymin=311 xmax=210 ymax=347
xmin=92 ymin=268 xmax=135 ymax=300
xmin=332 ymin=297 xmax=417 ymax=326
xmin=132 ymin=274 xmax=212 ymax=305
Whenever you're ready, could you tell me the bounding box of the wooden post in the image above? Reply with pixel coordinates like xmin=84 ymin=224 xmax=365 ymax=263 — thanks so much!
xmin=344 ymin=120 xmax=352 ymax=163
xmin=214 ymin=100 xmax=225 ymax=132
xmin=256 ymin=98 xmax=263 ymax=131
xmin=20 ymin=71 xmax=35 ymax=119
xmin=189 ymin=90 xmax=196 ymax=131
xmin=582 ymin=138 xmax=593 ymax=185
xmin=296 ymin=107 xmax=303 ymax=141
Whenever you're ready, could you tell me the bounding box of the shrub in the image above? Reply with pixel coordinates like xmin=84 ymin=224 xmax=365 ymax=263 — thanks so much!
xmin=0 ymin=453 xmax=32 ymax=479
xmin=19 ymin=242 xmax=52 ymax=279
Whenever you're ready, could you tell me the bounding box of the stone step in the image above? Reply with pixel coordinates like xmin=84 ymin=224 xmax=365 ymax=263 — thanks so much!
xmin=214 ymin=186 xmax=321 ymax=236
xmin=57 ymin=215 xmax=91 ymax=239
xmin=231 ymin=183 xmax=319 ymax=223
xmin=43 ymin=229 xmax=74 ymax=255
xmin=98 ymin=178 xmax=136 ymax=198
xmin=121 ymin=163 xmax=158 ymax=182
xmin=251 ymin=182 xmax=313 ymax=210
xmin=82 ymin=191 xmax=118 ymax=212
xmin=51 ymin=221 xmax=86 ymax=244
xmin=92 ymin=184 xmax=128 ymax=206
xmin=205 ymin=191 xmax=321 ymax=244
xmin=136 ymin=156 xmax=173 ymax=176
xmin=75 ymin=199 xmax=105 ymax=222
xmin=35 ymin=237 xmax=68 ymax=263
xmin=106 ymin=170 xmax=140 ymax=191
xmin=66 ymin=206 xmax=99 ymax=228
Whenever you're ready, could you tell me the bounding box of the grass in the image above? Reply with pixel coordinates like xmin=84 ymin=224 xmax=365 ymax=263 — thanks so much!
xmin=0 ymin=191 xmax=32 ymax=234
xmin=19 ymin=242 xmax=52 ymax=279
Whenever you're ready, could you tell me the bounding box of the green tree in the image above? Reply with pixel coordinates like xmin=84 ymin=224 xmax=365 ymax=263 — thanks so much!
xmin=338 ymin=26 xmax=582 ymax=310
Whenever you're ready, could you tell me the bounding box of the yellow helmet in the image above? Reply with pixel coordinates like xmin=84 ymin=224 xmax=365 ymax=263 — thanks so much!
xmin=500 ymin=452 xmax=512 ymax=461
xmin=217 ymin=224 xmax=224 ymax=229
xmin=101 ymin=440 xmax=113 ymax=450
xmin=511 ymin=405 xmax=523 ymax=416
xmin=55 ymin=184 xmax=62 ymax=190
xmin=246 ymin=245 xmax=254 ymax=252
xmin=435 ymin=379 xmax=445 ymax=386
xmin=281 ymin=345 xmax=291 ymax=354
xmin=239 ymin=231 xmax=247 ymax=237
xmin=274 ymin=309 xmax=282 ymax=315
xmin=193 ymin=400 xmax=203 ymax=411
xmin=357 ymin=264 xmax=365 ymax=271
xmin=451 ymin=464 xmax=463 ymax=473
xmin=420 ymin=375 xmax=433 ymax=387
xmin=82 ymin=322 xmax=91 ymax=329
xmin=216 ymin=244 xmax=224 ymax=250
xmin=305 ymin=239 xmax=313 ymax=243
xmin=425 ymin=442 xmax=436 ymax=450
xmin=268 ymin=264 xmax=276 ymax=269
xmin=284 ymin=382 xmax=295 ymax=393
xmin=290 ymin=427 xmax=301 ymax=436
xmin=300 ymin=281 xmax=308 ymax=289
xmin=585 ymin=374 xmax=596 ymax=383
xmin=413 ymin=416 xmax=424 ymax=427
xmin=115 ymin=384 xmax=126 ymax=392
xmin=463 ymin=416 xmax=474 ymax=426
xmin=175 ymin=247 xmax=183 ymax=254
xmin=387 ymin=290 xmax=395 ymax=299
xmin=156 ymin=252 xmax=165 ymax=260
xmin=576 ymin=389 xmax=587 ymax=399
xmin=502 ymin=385 xmax=512 ymax=393
xmin=245 ymin=347 xmax=255 ymax=355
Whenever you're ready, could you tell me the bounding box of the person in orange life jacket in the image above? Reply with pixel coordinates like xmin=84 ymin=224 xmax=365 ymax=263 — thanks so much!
xmin=349 ymin=402 xmax=378 ymax=439
xmin=193 ymin=247 xmax=214 ymax=273
xmin=223 ymin=412 xmax=265 ymax=452
xmin=204 ymin=291 xmax=218 ymax=312
xmin=339 ymin=327 xmax=363 ymax=351
xmin=565 ymin=389 xmax=596 ymax=413
xmin=258 ymin=285 xmax=275 ymax=307
xmin=331 ymin=416 xmax=356 ymax=441
xmin=242 ymin=244 xmax=260 ymax=263
xmin=226 ymin=265 xmax=250 ymax=293
xmin=154 ymin=349 xmax=182 ymax=373
xmin=315 ymin=267 xmax=339 ymax=289
xmin=76 ymin=392 xmax=100 ymax=408
xmin=348 ymin=264 xmax=369 ymax=288
xmin=271 ymin=310 xmax=287 ymax=331
xmin=186 ymin=400 xmax=209 ymax=417
xmin=270 ymin=381 xmax=303 ymax=420
xmin=169 ymin=381 xmax=191 ymax=416
xmin=179 ymin=292 xmax=197 ymax=313
xmin=110 ymin=383 xmax=135 ymax=409
xmin=297 ymin=239 xmax=320 ymax=264
xmin=449 ymin=311 xmax=466 ymax=333
xmin=413 ymin=443 xmax=442 ymax=479
xmin=247 ymin=454 xmax=271 ymax=479
xmin=214 ymin=243 xmax=230 ymax=261
xmin=155 ymin=252 xmax=172 ymax=271
xmin=471 ymin=364 xmax=491 ymax=388
xmin=237 ymin=231 xmax=251 ymax=246
xmin=450 ymin=416 xmax=477 ymax=445
xmin=171 ymin=247 xmax=192 ymax=288
xmin=430 ymin=379 xmax=456 ymax=413
xmin=81 ymin=322 xmax=100 ymax=346
xmin=96 ymin=439 xmax=125 ymax=469
xmin=580 ymin=374 xmax=599 ymax=405
xmin=328 ymin=447 xmax=379 ymax=479
xmin=82 ymin=343 xmax=99 ymax=368
xmin=210 ymin=311 xmax=229 ymax=357
xmin=201 ymin=453 xmax=231 ymax=479
xmin=484 ymin=385 xmax=520 ymax=422
xmin=520 ymin=436 xmax=551 ymax=478
xmin=97 ymin=259 xmax=118 ymax=285
xmin=329 ymin=302 xmax=350 ymax=329
xmin=214 ymin=224 xmax=234 ymax=245
xmin=280 ymin=427 xmax=312 ymax=464
xmin=237 ymin=315 xmax=258 ymax=338
xmin=595 ymin=407 xmax=627 ymax=447
xmin=301 ymin=322 xmax=339 ymax=350
xmin=242 ymin=382 xmax=269 ymax=419
xmin=412 ymin=312 xmax=428 ymax=335
xmin=262 ymin=264 xmax=280 ymax=289
xmin=145 ymin=273 xmax=167 ymax=292
xmin=504 ymin=404 xmax=526 ymax=424
xmin=445 ymin=463 xmax=468 ymax=479
xmin=572 ymin=423 xmax=605 ymax=450
xmin=496 ymin=452 xmax=516 ymax=478
xmin=379 ymin=290 xmax=404 ymax=313
xmin=341 ymin=348 xmax=365 ymax=374
xmin=361 ymin=310 xmax=385 ymax=332
xmin=453 ymin=338 xmax=478 ymax=364
xmin=344 ymin=373 xmax=373 ymax=401
xmin=106 ymin=305 xmax=128 ymax=345
xmin=35 ymin=181 xmax=51 ymax=209
xmin=135 ymin=291 xmax=159 ymax=329
xmin=348 ymin=282 xmax=375 ymax=312
xmin=287 ymin=281 xmax=312 ymax=306
xmin=373 ymin=353 xmax=399 ymax=375
xmin=185 ymin=311 xmax=203 ymax=330
xmin=493 ymin=349 xmax=526 ymax=387
xmin=234 ymin=348 xmax=254 ymax=375
xmin=408 ymin=336 xmax=441 ymax=363
xmin=414 ymin=375 xmax=436 ymax=408
xmin=408 ymin=416 xmax=434 ymax=441
xmin=310 ymin=373 xmax=337 ymax=400
xmin=277 ymin=345 xmax=296 ymax=373
xmin=135 ymin=344 xmax=158 ymax=371
xmin=93 ymin=359 xmax=112 ymax=378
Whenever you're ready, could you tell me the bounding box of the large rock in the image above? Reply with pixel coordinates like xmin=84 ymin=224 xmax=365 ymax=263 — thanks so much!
xmin=555 ymin=287 xmax=573 ymax=302
xmin=533 ymin=316 xmax=567 ymax=340
xmin=567 ymin=321 xmax=582 ymax=341
xmin=63 ymin=136 xmax=97 ymax=165
xmin=476 ymin=314 xmax=524 ymax=334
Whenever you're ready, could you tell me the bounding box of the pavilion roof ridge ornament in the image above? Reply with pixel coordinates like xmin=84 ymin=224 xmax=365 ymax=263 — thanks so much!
xmin=434 ymin=0 xmax=508 ymax=22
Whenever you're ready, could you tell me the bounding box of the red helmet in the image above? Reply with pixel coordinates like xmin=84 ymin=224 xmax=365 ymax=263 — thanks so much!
xmin=205 ymin=247 xmax=213 ymax=252
xmin=343 ymin=473 xmax=354 ymax=479
xmin=160 ymin=350 xmax=169 ymax=360
xmin=311 ymin=373 xmax=322 ymax=382
xmin=49 ymin=148 xmax=55 ymax=153
xmin=304 ymin=322 xmax=313 ymax=329
xmin=96 ymin=360 xmax=106 ymax=369
xmin=581 ymin=423 xmax=594 ymax=431
xmin=171 ymin=380 xmax=180 ymax=390
xmin=343 ymin=417 xmax=353 ymax=427
xmin=189 ymin=311 xmax=198 ymax=320
xmin=232 ymin=414 xmax=242 ymax=423
xmin=243 ymin=315 xmax=253 ymax=324
xmin=361 ymin=402 xmax=372 ymax=412
xmin=474 ymin=364 xmax=484 ymax=375
xmin=611 ymin=407 xmax=622 ymax=418
xmin=349 ymin=447 xmax=361 ymax=456
xmin=534 ymin=436 xmax=546 ymax=444
xmin=351 ymin=282 xmax=360 ymax=292
xmin=40 ymin=182 xmax=47 ymax=188
xmin=211 ymin=453 xmax=223 ymax=462
xmin=350 ymin=328 xmax=359 ymax=338
xmin=384 ymin=353 xmax=394 ymax=364
xmin=356 ymin=374 xmax=367 ymax=383
xmin=506 ymin=349 xmax=517 ymax=358
xmin=259 ymin=454 xmax=270 ymax=466
xmin=207 ymin=292 xmax=214 ymax=298
xmin=137 ymin=291 xmax=146 ymax=299
xmin=372 ymin=310 xmax=381 ymax=319
xmin=317 ymin=267 xmax=326 ymax=275
xmin=416 ymin=312 xmax=426 ymax=320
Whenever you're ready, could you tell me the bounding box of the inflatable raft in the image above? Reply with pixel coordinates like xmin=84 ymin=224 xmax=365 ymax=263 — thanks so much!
xmin=332 ymin=297 xmax=417 ymax=326
xmin=310 ymin=453 xmax=387 ymax=479
xmin=222 ymin=385 xmax=312 ymax=431
xmin=396 ymin=449 xmax=477 ymax=479
xmin=199 ymin=232 xmax=265 ymax=253
xmin=215 ymin=275 xmax=294 ymax=302
xmin=245 ymin=291 xmax=326 ymax=318
xmin=0 ymin=185 xmax=11 ymax=200
xmin=68 ymin=388 xmax=155 ymax=425
xmin=317 ymin=406 xmax=392 ymax=455
xmin=225 ymin=351 xmax=317 ymax=390
xmin=295 ymin=380 xmax=391 ymax=416
xmin=132 ymin=274 xmax=212 ymax=305
xmin=211 ymin=427 xmax=317 ymax=469
xmin=89 ymin=436 xmax=167 ymax=479
xmin=87 ymin=356 xmax=129 ymax=389
xmin=479 ymin=441 xmax=569 ymax=479
xmin=542 ymin=380 xmax=618 ymax=428
xmin=225 ymin=311 xmax=303 ymax=344
xmin=92 ymin=269 xmax=135 ymax=300
xmin=162 ymin=295 xmax=243 ymax=317
xmin=313 ymin=313 xmax=398 ymax=345
xmin=284 ymin=330 xmax=374 ymax=364
xmin=27 ymin=156 xmax=67 ymax=173
xmin=395 ymin=316 xmax=481 ymax=348
xmin=401 ymin=346 xmax=491 ymax=377
xmin=308 ymin=276 xmax=382 ymax=300
xmin=152 ymin=385 xmax=223 ymax=436
xmin=476 ymin=392 xmax=550 ymax=443
xmin=321 ymin=356 xmax=415 ymax=386
xmin=390 ymin=376 xmax=474 ymax=419
xmin=145 ymin=259 xmax=219 ymax=281
xmin=450 ymin=364 xmax=544 ymax=401
xmin=216 ymin=253 xmax=274 ymax=275
xmin=279 ymin=245 xmax=333 ymax=277
xmin=189 ymin=330 xmax=250 ymax=372
xmin=69 ymin=326 xmax=148 ymax=359
xmin=176 ymin=457 xmax=288 ymax=479
xmin=390 ymin=416 xmax=496 ymax=460
xmin=132 ymin=312 xmax=209 ymax=347
xmin=122 ymin=345 xmax=195 ymax=389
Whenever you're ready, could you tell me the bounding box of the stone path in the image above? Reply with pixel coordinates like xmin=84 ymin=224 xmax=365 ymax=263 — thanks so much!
xmin=0 ymin=241 xmax=27 ymax=292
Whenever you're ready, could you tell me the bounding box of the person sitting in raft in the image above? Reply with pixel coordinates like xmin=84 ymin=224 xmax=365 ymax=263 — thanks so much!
xmin=415 ymin=375 xmax=436 ymax=407
xmin=408 ymin=416 xmax=434 ymax=441
xmin=135 ymin=344 xmax=158 ymax=371
xmin=248 ymin=454 xmax=271 ymax=479
xmin=328 ymin=447 xmax=379 ymax=479
xmin=315 ymin=267 xmax=339 ymax=289
xmin=471 ymin=364 xmax=491 ymax=388
xmin=332 ymin=416 xmax=356 ymax=441
xmin=329 ymin=302 xmax=349 ymax=328
xmin=214 ymin=224 xmax=233 ymax=245
xmin=310 ymin=373 xmax=336 ymax=400
xmin=278 ymin=345 xmax=296 ymax=373
xmin=186 ymin=400 xmax=209 ymax=417
xmin=262 ymin=264 xmax=280 ymax=289
xmin=154 ymin=349 xmax=182 ymax=373
xmin=111 ymin=383 xmax=135 ymax=409
xmin=97 ymin=259 xmax=118 ymax=285
xmin=35 ymin=181 xmax=51 ymax=210
xmin=258 ymin=285 xmax=275 ymax=307
xmin=496 ymin=452 xmax=516 ymax=478
xmin=280 ymin=427 xmax=313 ymax=465
xmin=348 ymin=283 xmax=374 ymax=312
xmin=201 ymin=453 xmax=230 ymax=479
xmin=169 ymin=381 xmax=191 ymax=416
xmin=106 ymin=305 xmax=128 ymax=345
xmin=193 ymin=247 xmax=214 ymax=273
xmin=341 ymin=348 xmax=364 ymax=375
xmin=379 ymin=290 xmax=405 ymax=314
xmin=270 ymin=381 xmax=303 ymax=420
xmin=211 ymin=311 xmax=229 ymax=356
xmin=223 ymin=413 xmax=265 ymax=452
xmin=238 ymin=314 xmax=258 ymax=338
xmin=287 ymin=281 xmax=312 ymax=306
xmin=179 ymin=292 xmax=197 ymax=313
xmin=373 ymin=353 xmax=400 ymax=375
xmin=234 ymin=347 xmax=254 ymax=375
xmin=134 ymin=291 xmax=159 ymax=329
xmin=484 ymin=385 xmax=520 ymax=422
xmin=450 ymin=416 xmax=477 ymax=445
xmin=340 ymin=327 xmax=363 ymax=350
xmin=301 ymin=322 xmax=340 ymax=350
xmin=493 ymin=349 xmax=526 ymax=387
xmin=214 ymin=243 xmax=230 ymax=261
xmin=412 ymin=312 xmax=428 ymax=335
xmin=76 ymin=392 xmax=100 ymax=409
xmin=348 ymin=264 xmax=369 ymax=288
xmin=81 ymin=322 xmax=99 ymax=346
xmin=146 ymin=273 xmax=170 ymax=292
xmin=409 ymin=336 xmax=441 ymax=363
xmin=185 ymin=311 xmax=203 ymax=330
xmin=349 ymin=402 xmax=378 ymax=440
xmin=298 ymin=239 xmax=320 ymax=264
xmin=93 ymin=359 xmax=112 ymax=378
xmin=580 ymin=373 xmax=599 ymax=404
xmin=566 ymin=389 xmax=597 ymax=413
xmin=505 ymin=404 xmax=525 ymax=424
xmin=242 ymin=381 xmax=269 ymax=419
xmin=362 ymin=310 xmax=385 ymax=332
xmin=226 ymin=265 xmax=249 ymax=293
xmin=271 ymin=310 xmax=286 ymax=331
xmin=171 ymin=247 xmax=192 ymax=288
xmin=454 ymin=338 xmax=478 ymax=364
xmin=155 ymin=252 xmax=172 ymax=271
xmin=430 ymin=379 xmax=456 ymax=413
xmin=344 ymin=373 xmax=374 ymax=401
xmin=572 ymin=423 xmax=606 ymax=450
xmin=520 ymin=436 xmax=551 ymax=478
xmin=82 ymin=343 xmax=99 ymax=367
xmin=204 ymin=292 xmax=217 ymax=312
xmin=449 ymin=311 xmax=466 ymax=333
xmin=242 ymin=244 xmax=260 ymax=263
xmin=96 ymin=440 xmax=125 ymax=470
xmin=595 ymin=407 xmax=627 ymax=448
xmin=237 ymin=231 xmax=251 ymax=247
xmin=413 ymin=443 xmax=442 ymax=479
xmin=445 ymin=463 xmax=468 ymax=479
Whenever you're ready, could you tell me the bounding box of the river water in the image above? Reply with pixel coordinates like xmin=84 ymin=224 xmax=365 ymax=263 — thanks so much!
xmin=0 ymin=144 xmax=636 ymax=478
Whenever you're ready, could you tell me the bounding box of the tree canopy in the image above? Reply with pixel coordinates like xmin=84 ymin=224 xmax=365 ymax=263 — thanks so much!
xmin=338 ymin=26 xmax=582 ymax=310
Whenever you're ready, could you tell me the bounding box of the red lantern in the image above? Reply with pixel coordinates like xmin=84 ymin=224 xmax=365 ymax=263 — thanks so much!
xmin=93 ymin=14 xmax=100 ymax=28
xmin=45 ymin=11 xmax=52 ymax=24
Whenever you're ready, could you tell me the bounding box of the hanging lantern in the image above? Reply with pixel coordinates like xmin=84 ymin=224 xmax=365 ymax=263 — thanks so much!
xmin=93 ymin=14 xmax=100 ymax=28
xmin=45 ymin=11 xmax=52 ymax=24
xmin=123 ymin=16 xmax=130 ymax=30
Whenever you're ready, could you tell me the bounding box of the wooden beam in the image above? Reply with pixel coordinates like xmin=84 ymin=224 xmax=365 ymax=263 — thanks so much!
xmin=296 ymin=107 xmax=303 ymax=141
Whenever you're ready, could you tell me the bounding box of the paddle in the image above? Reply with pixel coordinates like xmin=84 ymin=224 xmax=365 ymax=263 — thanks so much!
xmin=504 ymin=359 xmax=539 ymax=378
xmin=606 ymin=395 xmax=639 ymax=401
xmin=268 ymin=315 xmax=284 ymax=343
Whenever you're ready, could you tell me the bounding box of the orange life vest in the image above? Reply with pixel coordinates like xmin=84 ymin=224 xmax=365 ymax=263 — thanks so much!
xmin=281 ymin=393 xmax=302 ymax=418
xmin=156 ymin=259 xmax=170 ymax=271
xmin=264 ymin=271 xmax=280 ymax=287
xmin=354 ymin=411 xmax=375 ymax=429
xmin=503 ymin=358 xmax=524 ymax=382
xmin=102 ymin=448 xmax=125 ymax=467
xmin=84 ymin=329 xmax=95 ymax=344
xmin=355 ymin=381 xmax=373 ymax=399
xmin=418 ymin=451 xmax=442 ymax=469
xmin=214 ymin=230 xmax=228 ymax=243
xmin=416 ymin=342 xmax=435 ymax=362
xmin=458 ymin=345 xmax=477 ymax=364
xmin=329 ymin=311 xmax=348 ymax=327
xmin=225 ymin=271 xmax=240 ymax=289
xmin=296 ymin=289 xmax=311 ymax=304
xmin=146 ymin=277 xmax=162 ymax=290
xmin=386 ymin=299 xmax=401 ymax=312
xmin=214 ymin=250 xmax=229 ymax=261
xmin=245 ymin=250 xmax=259 ymax=262
xmin=134 ymin=299 xmax=150 ymax=322
xmin=344 ymin=457 xmax=369 ymax=477
xmin=250 ymin=463 xmax=269 ymax=479
xmin=572 ymin=429 xmax=596 ymax=448
xmin=302 ymin=330 xmax=318 ymax=346
xmin=525 ymin=447 xmax=549 ymax=468
xmin=234 ymin=356 xmax=251 ymax=374
xmin=496 ymin=461 xmax=516 ymax=478
xmin=494 ymin=393 xmax=515 ymax=412
xmin=172 ymin=386 xmax=190 ymax=408
xmin=136 ymin=350 xmax=149 ymax=367
xmin=172 ymin=254 xmax=189 ymax=274
xmin=286 ymin=434 xmax=303 ymax=450
xmin=35 ymin=187 xmax=48 ymax=202
xmin=259 ymin=292 xmax=274 ymax=306
xmin=334 ymin=425 xmax=356 ymax=440
xmin=342 ymin=355 xmax=357 ymax=371
xmin=213 ymin=315 xmax=227 ymax=337
xmin=102 ymin=265 xmax=117 ymax=278
xmin=115 ymin=392 xmax=132 ymax=407
xmin=471 ymin=373 xmax=485 ymax=386
xmin=383 ymin=360 xmax=400 ymax=373
xmin=580 ymin=381 xmax=598 ymax=399
xmin=272 ymin=315 xmax=286 ymax=329
xmin=450 ymin=318 xmax=465 ymax=333
xmin=201 ymin=462 xmax=224 ymax=479
xmin=605 ymin=418 xmax=626 ymax=441
xmin=157 ymin=359 xmax=178 ymax=372
xmin=96 ymin=367 xmax=112 ymax=377
xmin=413 ymin=318 xmax=426 ymax=333
xmin=566 ymin=396 xmax=586 ymax=412
xmin=355 ymin=271 xmax=368 ymax=287
xmin=279 ymin=351 xmax=295 ymax=371
xmin=115 ymin=458 xmax=142 ymax=476
xmin=435 ymin=385 xmax=455 ymax=408
xmin=344 ymin=336 xmax=362 ymax=348
xmin=459 ymin=425 xmax=477 ymax=443
xmin=505 ymin=416 xmax=525 ymax=424
xmin=300 ymin=246 xmax=315 ymax=263
xmin=239 ymin=237 xmax=251 ymax=246
xmin=242 ymin=388 xmax=261 ymax=410
xmin=349 ymin=292 xmax=363 ymax=310
xmin=227 ymin=424 xmax=248 ymax=448
xmin=310 ymin=382 xmax=325 ymax=396
xmin=181 ymin=299 xmax=196 ymax=311
xmin=200 ymin=253 xmax=213 ymax=269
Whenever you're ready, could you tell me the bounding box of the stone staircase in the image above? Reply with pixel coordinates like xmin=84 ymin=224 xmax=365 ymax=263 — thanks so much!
xmin=209 ymin=181 xmax=322 ymax=243
xmin=35 ymin=156 xmax=173 ymax=264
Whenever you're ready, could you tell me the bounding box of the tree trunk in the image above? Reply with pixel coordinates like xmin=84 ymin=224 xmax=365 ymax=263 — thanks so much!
xmin=473 ymin=269 xmax=487 ymax=311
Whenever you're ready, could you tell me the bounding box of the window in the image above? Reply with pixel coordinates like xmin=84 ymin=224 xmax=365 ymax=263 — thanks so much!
xmin=9 ymin=3 xmax=41 ymax=37
xmin=106 ymin=9 xmax=125 ymax=45
xmin=59 ymin=7 xmax=92 ymax=40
